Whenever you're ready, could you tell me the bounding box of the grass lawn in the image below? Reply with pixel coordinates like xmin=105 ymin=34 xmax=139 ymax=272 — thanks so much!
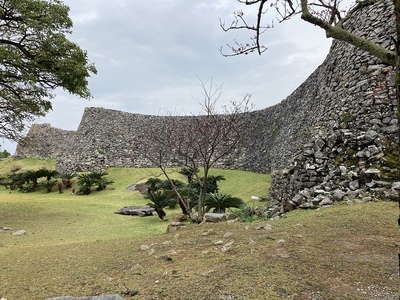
xmin=0 ymin=158 xmax=398 ymax=299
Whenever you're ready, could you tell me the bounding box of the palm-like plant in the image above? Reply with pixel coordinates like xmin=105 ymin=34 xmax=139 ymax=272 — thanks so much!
xmin=76 ymin=174 xmax=96 ymax=195
xmin=205 ymin=193 xmax=244 ymax=213
xmin=159 ymin=179 xmax=185 ymax=191
xmin=146 ymin=190 xmax=174 ymax=221
xmin=89 ymin=171 xmax=113 ymax=191
xmin=145 ymin=177 xmax=163 ymax=192
xmin=179 ymin=166 xmax=199 ymax=184
xmin=43 ymin=169 xmax=59 ymax=181
xmin=59 ymin=173 xmax=77 ymax=188
xmin=24 ymin=170 xmax=40 ymax=189
xmin=40 ymin=179 xmax=58 ymax=193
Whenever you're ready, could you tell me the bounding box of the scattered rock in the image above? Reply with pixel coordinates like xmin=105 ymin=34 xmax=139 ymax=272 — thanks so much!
xmin=140 ymin=244 xmax=151 ymax=251
xmin=159 ymin=255 xmax=173 ymax=261
xmin=0 ymin=226 xmax=12 ymax=232
xmin=12 ymin=230 xmax=26 ymax=236
xmin=255 ymin=224 xmax=273 ymax=230
xmin=223 ymin=232 xmax=233 ymax=238
xmin=115 ymin=206 xmax=155 ymax=216
xmin=204 ymin=213 xmax=238 ymax=223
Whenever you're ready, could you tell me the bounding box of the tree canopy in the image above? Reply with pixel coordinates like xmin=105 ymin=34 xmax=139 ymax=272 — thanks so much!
xmin=0 ymin=0 xmax=97 ymax=141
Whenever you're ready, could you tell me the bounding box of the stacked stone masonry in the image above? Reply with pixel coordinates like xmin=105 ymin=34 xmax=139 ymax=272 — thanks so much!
xmin=16 ymin=0 xmax=399 ymax=215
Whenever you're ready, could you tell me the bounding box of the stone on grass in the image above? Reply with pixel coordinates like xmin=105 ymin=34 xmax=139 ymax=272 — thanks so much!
xmin=115 ymin=206 xmax=155 ymax=216
xmin=12 ymin=230 xmax=26 ymax=236
xmin=204 ymin=212 xmax=237 ymax=223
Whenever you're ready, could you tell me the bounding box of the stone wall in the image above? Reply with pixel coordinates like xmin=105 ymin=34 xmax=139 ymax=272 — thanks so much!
xmin=267 ymin=0 xmax=399 ymax=216
xmin=16 ymin=0 xmax=399 ymax=213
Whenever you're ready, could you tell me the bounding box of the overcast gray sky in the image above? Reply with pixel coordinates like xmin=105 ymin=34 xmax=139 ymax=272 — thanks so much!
xmin=3 ymin=0 xmax=333 ymax=153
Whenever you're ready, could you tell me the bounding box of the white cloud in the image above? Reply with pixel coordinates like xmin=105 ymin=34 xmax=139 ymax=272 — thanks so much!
xmin=1 ymin=0 xmax=333 ymax=153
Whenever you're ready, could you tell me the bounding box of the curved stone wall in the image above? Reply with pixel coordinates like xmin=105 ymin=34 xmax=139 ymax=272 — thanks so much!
xmin=16 ymin=0 xmax=398 ymax=212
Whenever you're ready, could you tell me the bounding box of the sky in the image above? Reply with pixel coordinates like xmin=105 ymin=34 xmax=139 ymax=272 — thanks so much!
xmin=2 ymin=0 xmax=333 ymax=153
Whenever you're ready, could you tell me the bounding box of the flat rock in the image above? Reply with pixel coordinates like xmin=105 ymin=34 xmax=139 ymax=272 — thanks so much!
xmin=115 ymin=206 xmax=155 ymax=216
xmin=204 ymin=213 xmax=237 ymax=223
xmin=12 ymin=230 xmax=26 ymax=236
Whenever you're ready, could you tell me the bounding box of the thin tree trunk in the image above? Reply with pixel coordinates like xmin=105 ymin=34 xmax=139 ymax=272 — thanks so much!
xmin=394 ymin=0 xmax=400 ymax=278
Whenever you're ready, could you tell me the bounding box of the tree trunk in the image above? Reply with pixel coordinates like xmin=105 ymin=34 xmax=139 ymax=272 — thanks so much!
xmin=394 ymin=0 xmax=400 ymax=278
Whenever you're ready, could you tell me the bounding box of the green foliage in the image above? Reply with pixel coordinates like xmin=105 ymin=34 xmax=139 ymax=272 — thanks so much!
xmin=232 ymin=206 xmax=269 ymax=222
xmin=159 ymin=178 xmax=185 ymax=191
xmin=205 ymin=193 xmax=245 ymax=213
xmin=5 ymin=168 xmax=60 ymax=192
xmin=39 ymin=179 xmax=58 ymax=193
xmin=59 ymin=172 xmax=77 ymax=188
xmin=0 ymin=0 xmax=97 ymax=140
xmin=179 ymin=166 xmax=199 ymax=184
xmin=76 ymin=171 xmax=114 ymax=195
xmin=271 ymin=117 xmax=282 ymax=141
xmin=76 ymin=174 xmax=96 ymax=195
xmin=146 ymin=190 xmax=175 ymax=220
xmin=0 ymin=149 xmax=10 ymax=159
xmin=192 ymin=175 xmax=226 ymax=194
xmin=145 ymin=177 xmax=163 ymax=192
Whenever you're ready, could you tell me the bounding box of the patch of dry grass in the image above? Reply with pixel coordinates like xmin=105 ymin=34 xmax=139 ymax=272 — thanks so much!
xmin=1 ymin=201 xmax=398 ymax=300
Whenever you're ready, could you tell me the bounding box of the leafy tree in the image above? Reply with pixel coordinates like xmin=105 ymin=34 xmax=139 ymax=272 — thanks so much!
xmin=0 ymin=0 xmax=97 ymax=141
xmin=0 ymin=149 xmax=10 ymax=159
xmin=205 ymin=193 xmax=245 ymax=213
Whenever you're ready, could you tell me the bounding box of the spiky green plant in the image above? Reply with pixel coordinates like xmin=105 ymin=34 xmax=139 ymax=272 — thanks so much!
xmin=146 ymin=190 xmax=174 ymax=221
xmin=39 ymin=179 xmax=58 ymax=193
xmin=145 ymin=177 xmax=163 ymax=192
xmin=59 ymin=173 xmax=77 ymax=188
xmin=205 ymin=193 xmax=244 ymax=213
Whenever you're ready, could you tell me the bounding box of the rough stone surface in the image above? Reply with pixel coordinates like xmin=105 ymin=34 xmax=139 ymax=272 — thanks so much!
xmin=115 ymin=206 xmax=155 ymax=216
xmin=204 ymin=213 xmax=238 ymax=223
xmin=16 ymin=0 xmax=398 ymax=216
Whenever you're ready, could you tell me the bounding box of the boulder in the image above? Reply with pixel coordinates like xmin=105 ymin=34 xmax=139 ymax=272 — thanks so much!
xmin=204 ymin=213 xmax=238 ymax=223
xmin=115 ymin=206 xmax=155 ymax=216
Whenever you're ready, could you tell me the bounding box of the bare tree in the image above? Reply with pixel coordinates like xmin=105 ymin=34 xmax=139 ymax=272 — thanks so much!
xmin=137 ymin=77 xmax=256 ymax=222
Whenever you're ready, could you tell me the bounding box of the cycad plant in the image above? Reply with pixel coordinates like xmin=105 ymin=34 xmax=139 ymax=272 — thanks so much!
xmin=76 ymin=174 xmax=96 ymax=195
xmin=89 ymin=171 xmax=114 ymax=191
xmin=40 ymin=179 xmax=58 ymax=193
xmin=205 ymin=193 xmax=244 ymax=213
xmin=146 ymin=190 xmax=174 ymax=221
xmin=145 ymin=177 xmax=163 ymax=192
xmin=59 ymin=173 xmax=77 ymax=188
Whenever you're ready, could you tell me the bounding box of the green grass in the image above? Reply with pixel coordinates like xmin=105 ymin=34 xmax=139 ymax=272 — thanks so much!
xmin=0 ymin=159 xmax=270 ymax=249
xmin=0 ymin=158 xmax=398 ymax=299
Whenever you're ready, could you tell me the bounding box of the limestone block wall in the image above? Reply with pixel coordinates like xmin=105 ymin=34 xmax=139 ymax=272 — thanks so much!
xmin=267 ymin=0 xmax=399 ymax=215
xmin=16 ymin=0 xmax=398 ymax=213
xmin=16 ymin=123 xmax=75 ymax=159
